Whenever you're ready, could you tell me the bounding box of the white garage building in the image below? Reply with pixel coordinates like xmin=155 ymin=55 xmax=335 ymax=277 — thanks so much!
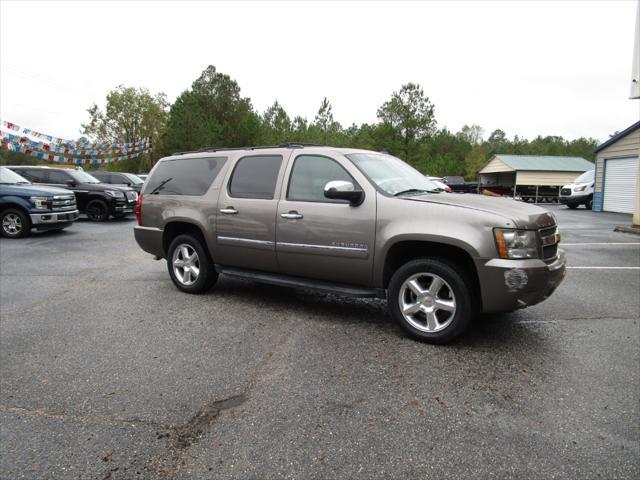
xmin=593 ymin=121 xmax=640 ymax=215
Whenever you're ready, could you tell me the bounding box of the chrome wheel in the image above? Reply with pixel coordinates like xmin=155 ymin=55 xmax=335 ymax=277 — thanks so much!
xmin=398 ymin=272 xmax=456 ymax=333
xmin=2 ymin=213 xmax=23 ymax=236
xmin=172 ymin=243 xmax=200 ymax=286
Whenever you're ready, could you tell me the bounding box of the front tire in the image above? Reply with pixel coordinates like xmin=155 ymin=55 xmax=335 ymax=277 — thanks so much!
xmin=388 ymin=258 xmax=473 ymax=344
xmin=585 ymin=197 xmax=593 ymax=210
xmin=167 ymin=234 xmax=218 ymax=294
xmin=86 ymin=199 xmax=109 ymax=222
xmin=1 ymin=208 xmax=31 ymax=238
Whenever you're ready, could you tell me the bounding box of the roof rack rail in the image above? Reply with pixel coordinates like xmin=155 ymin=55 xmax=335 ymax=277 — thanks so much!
xmin=172 ymin=143 xmax=326 ymax=156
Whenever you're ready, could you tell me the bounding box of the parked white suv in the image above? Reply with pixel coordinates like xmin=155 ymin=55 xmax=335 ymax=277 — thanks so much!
xmin=559 ymin=170 xmax=594 ymax=209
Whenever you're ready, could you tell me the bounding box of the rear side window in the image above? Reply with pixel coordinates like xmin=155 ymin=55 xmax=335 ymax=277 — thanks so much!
xmin=229 ymin=155 xmax=282 ymax=199
xmin=287 ymin=155 xmax=355 ymax=202
xmin=145 ymin=157 xmax=226 ymax=196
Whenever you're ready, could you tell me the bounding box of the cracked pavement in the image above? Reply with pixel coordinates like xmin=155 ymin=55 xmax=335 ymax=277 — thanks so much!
xmin=1 ymin=207 xmax=639 ymax=479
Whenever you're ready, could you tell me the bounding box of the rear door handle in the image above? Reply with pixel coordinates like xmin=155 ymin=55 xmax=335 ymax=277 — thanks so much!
xmin=220 ymin=207 xmax=238 ymax=215
xmin=280 ymin=211 xmax=303 ymax=220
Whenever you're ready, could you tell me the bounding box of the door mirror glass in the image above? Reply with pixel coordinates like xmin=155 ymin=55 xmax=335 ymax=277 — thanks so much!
xmin=324 ymin=180 xmax=363 ymax=205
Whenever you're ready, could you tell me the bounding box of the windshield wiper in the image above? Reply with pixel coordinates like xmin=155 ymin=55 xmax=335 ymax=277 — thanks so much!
xmin=149 ymin=178 xmax=173 ymax=195
xmin=393 ymin=188 xmax=433 ymax=197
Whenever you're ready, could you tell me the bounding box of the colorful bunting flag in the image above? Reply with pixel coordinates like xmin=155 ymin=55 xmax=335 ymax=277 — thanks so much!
xmin=0 ymin=120 xmax=149 ymax=149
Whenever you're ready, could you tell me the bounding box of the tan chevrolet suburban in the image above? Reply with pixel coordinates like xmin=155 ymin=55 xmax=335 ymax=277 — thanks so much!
xmin=134 ymin=145 xmax=566 ymax=343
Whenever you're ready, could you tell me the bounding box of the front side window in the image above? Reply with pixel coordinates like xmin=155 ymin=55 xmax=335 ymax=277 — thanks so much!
xmin=145 ymin=157 xmax=226 ymax=196
xmin=229 ymin=155 xmax=282 ymax=199
xmin=47 ymin=170 xmax=72 ymax=184
xmin=287 ymin=155 xmax=355 ymax=202
xmin=347 ymin=152 xmax=439 ymax=196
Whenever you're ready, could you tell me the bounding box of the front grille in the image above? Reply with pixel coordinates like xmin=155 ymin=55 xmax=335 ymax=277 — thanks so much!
xmin=52 ymin=195 xmax=76 ymax=211
xmin=560 ymin=188 xmax=571 ymax=196
xmin=539 ymin=224 xmax=559 ymax=261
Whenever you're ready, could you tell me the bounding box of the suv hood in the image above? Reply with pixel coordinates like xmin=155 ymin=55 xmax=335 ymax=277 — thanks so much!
xmin=405 ymin=193 xmax=556 ymax=229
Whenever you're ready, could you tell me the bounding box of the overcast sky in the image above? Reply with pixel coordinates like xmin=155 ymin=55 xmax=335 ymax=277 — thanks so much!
xmin=1 ymin=0 xmax=638 ymax=144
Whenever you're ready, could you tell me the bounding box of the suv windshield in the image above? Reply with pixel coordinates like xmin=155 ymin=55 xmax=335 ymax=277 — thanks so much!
xmin=0 ymin=167 xmax=30 ymax=184
xmin=346 ymin=152 xmax=439 ymax=196
xmin=574 ymin=170 xmax=594 ymax=184
xmin=69 ymin=170 xmax=101 ymax=184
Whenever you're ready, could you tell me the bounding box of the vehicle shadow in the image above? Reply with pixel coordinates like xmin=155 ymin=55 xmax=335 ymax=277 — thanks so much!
xmin=209 ymin=276 xmax=549 ymax=348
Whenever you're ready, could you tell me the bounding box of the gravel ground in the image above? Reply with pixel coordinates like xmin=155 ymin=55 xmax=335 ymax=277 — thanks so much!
xmin=1 ymin=205 xmax=638 ymax=479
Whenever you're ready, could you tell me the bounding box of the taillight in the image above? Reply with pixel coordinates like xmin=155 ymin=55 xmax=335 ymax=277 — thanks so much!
xmin=135 ymin=193 xmax=143 ymax=225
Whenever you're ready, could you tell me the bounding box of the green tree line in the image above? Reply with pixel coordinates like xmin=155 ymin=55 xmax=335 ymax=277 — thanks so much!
xmin=1 ymin=65 xmax=599 ymax=178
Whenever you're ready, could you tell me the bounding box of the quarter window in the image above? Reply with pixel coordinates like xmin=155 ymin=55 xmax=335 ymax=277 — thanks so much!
xmin=145 ymin=157 xmax=226 ymax=196
xmin=229 ymin=155 xmax=283 ymax=199
xmin=287 ymin=155 xmax=355 ymax=202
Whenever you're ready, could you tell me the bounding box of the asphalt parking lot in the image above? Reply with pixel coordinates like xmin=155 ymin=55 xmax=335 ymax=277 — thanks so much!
xmin=1 ymin=205 xmax=639 ymax=479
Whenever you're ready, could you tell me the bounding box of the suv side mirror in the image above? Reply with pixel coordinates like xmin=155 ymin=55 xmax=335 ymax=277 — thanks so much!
xmin=66 ymin=180 xmax=76 ymax=187
xmin=324 ymin=180 xmax=364 ymax=206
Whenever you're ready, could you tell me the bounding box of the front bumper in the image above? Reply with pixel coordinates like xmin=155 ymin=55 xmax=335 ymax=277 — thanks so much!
xmin=475 ymin=250 xmax=566 ymax=313
xmin=559 ymin=193 xmax=590 ymax=205
xmin=112 ymin=200 xmax=136 ymax=213
xmin=30 ymin=210 xmax=80 ymax=226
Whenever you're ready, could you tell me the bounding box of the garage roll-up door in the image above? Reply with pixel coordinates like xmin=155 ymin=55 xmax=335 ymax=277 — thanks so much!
xmin=603 ymin=157 xmax=639 ymax=214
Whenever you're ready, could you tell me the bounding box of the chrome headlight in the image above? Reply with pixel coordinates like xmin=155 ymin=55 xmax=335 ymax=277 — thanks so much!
xmin=30 ymin=196 xmax=49 ymax=210
xmin=104 ymin=190 xmax=125 ymax=198
xmin=574 ymin=184 xmax=587 ymax=192
xmin=494 ymin=228 xmax=538 ymax=259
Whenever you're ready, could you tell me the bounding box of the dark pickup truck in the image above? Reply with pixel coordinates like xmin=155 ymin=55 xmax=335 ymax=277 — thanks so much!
xmin=442 ymin=176 xmax=478 ymax=194
xmin=0 ymin=167 xmax=79 ymax=238
xmin=7 ymin=166 xmax=138 ymax=221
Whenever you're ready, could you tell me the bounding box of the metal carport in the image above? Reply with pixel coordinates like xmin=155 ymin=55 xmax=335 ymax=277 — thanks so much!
xmin=479 ymin=154 xmax=595 ymax=203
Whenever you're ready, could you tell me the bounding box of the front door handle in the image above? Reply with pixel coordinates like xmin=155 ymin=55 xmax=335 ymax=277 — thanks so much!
xmin=220 ymin=207 xmax=238 ymax=215
xmin=280 ymin=211 xmax=303 ymax=220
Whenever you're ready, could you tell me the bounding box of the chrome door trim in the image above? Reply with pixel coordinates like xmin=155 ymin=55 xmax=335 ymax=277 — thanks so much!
xmin=217 ymin=235 xmax=275 ymax=250
xmin=277 ymin=241 xmax=369 ymax=259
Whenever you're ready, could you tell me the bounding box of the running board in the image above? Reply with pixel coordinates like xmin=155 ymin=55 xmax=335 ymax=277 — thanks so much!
xmin=215 ymin=265 xmax=386 ymax=298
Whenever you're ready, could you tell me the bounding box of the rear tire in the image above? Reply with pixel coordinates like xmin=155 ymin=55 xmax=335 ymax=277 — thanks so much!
xmin=1 ymin=208 xmax=31 ymax=238
xmin=567 ymin=204 xmax=578 ymax=209
xmin=86 ymin=199 xmax=109 ymax=222
xmin=167 ymin=234 xmax=218 ymax=294
xmin=388 ymin=258 xmax=473 ymax=344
